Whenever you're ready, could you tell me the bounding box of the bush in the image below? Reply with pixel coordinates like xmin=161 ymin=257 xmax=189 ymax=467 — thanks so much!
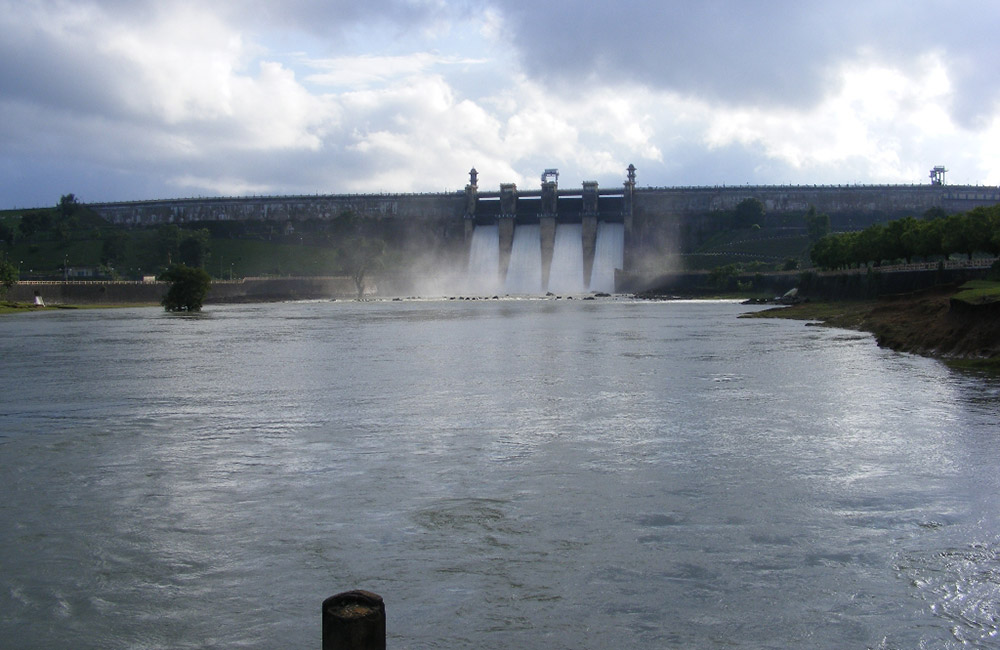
xmin=0 ymin=259 xmax=17 ymax=298
xmin=159 ymin=264 xmax=211 ymax=312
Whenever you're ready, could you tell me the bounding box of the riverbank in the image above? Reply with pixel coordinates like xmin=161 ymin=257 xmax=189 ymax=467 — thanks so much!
xmin=745 ymin=282 xmax=1000 ymax=368
xmin=4 ymin=276 xmax=359 ymax=306
xmin=0 ymin=301 xmax=159 ymax=315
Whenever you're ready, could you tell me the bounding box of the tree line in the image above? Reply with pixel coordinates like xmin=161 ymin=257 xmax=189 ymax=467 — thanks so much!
xmin=810 ymin=206 xmax=1000 ymax=270
xmin=1 ymin=194 xmax=394 ymax=303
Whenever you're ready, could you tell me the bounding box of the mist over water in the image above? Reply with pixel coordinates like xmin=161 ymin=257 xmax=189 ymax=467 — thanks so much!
xmin=2 ymin=300 xmax=999 ymax=649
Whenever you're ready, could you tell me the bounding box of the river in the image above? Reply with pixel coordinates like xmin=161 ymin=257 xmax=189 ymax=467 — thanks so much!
xmin=1 ymin=298 xmax=999 ymax=648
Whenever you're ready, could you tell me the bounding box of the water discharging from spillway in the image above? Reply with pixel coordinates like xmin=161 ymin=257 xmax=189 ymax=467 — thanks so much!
xmin=467 ymin=225 xmax=500 ymax=294
xmin=548 ymin=224 xmax=585 ymax=294
xmin=504 ymin=224 xmax=542 ymax=294
xmin=468 ymin=221 xmax=624 ymax=295
xmin=590 ymin=222 xmax=624 ymax=293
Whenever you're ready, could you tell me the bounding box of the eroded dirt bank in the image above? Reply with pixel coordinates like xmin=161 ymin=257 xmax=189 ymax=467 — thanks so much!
xmin=747 ymin=285 xmax=1000 ymax=366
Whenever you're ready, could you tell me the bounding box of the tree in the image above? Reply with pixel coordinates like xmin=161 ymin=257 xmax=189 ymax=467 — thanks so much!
xmin=0 ymin=258 xmax=17 ymax=299
xmin=58 ymin=194 xmax=80 ymax=218
xmin=811 ymin=233 xmax=849 ymax=270
xmin=851 ymin=224 xmax=887 ymax=266
xmin=159 ymin=264 xmax=211 ymax=312
xmin=884 ymin=217 xmax=917 ymax=263
xmin=339 ymin=236 xmax=384 ymax=299
xmin=941 ymin=213 xmax=976 ymax=260
xmin=708 ymin=263 xmax=742 ymax=290
xmin=840 ymin=231 xmax=862 ymax=268
xmin=156 ymin=224 xmax=183 ymax=265
xmin=910 ymin=218 xmax=945 ymax=260
xmin=923 ymin=206 xmax=947 ymax=221
xmin=178 ymin=229 xmax=210 ymax=268
xmin=0 ymin=222 xmax=12 ymax=246
xmin=964 ymin=207 xmax=998 ymax=257
xmin=734 ymin=198 xmax=765 ymax=229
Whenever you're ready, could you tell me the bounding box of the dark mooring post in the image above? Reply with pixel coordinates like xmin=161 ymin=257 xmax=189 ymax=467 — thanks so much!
xmin=322 ymin=590 xmax=386 ymax=650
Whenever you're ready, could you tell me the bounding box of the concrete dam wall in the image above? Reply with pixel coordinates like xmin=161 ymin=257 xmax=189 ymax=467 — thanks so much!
xmin=10 ymin=277 xmax=359 ymax=306
xmin=89 ymin=183 xmax=1000 ymax=229
xmin=632 ymin=184 xmax=1000 ymax=217
xmin=86 ymin=170 xmax=1000 ymax=291
xmin=91 ymin=193 xmax=466 ymax=226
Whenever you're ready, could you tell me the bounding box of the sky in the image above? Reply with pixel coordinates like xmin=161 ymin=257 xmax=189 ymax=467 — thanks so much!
xmin=2 ymin=0 xmax=1000 ymax=208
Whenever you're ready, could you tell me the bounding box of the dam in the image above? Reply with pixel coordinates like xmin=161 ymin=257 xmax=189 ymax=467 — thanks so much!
xmin=462 ymin=168 xmax=631 ymax=294
xmin=87 ymin=165 xmax=1000 ymax=292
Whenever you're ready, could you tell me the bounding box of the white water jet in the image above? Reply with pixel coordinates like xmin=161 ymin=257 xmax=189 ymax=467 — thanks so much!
xmin=467 ymin=225 xmax=500 ymax=295
xmin=590 ymin=222 xmax=624 ymax=293
xmin=548 ymin=223 xmax=585 ymax=294
xmin=504 ymin=224 xmax=542 ymax=295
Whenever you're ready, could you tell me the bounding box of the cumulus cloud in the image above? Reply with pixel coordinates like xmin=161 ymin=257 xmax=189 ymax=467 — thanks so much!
xmin=0 ymin=0 xmax=998 ymax=206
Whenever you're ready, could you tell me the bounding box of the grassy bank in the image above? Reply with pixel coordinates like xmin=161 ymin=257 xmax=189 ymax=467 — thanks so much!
xmin=0 ymin=301 xmax=159 ymax=314
xmin=745 ymin=282 xmax=1000 ymax=369
xmin=0 ymin=301 xmax=81 ymax=314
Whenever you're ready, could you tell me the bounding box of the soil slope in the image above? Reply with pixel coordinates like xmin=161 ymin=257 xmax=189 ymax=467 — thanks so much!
xmin=748 ymin=284 xmax=1000 ymax=365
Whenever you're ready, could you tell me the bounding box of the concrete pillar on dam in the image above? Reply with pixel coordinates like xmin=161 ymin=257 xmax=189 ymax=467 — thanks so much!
xmin=463 ymin=168 xmax=478 ymax=244
xmin=539 ymin=174 xmax=558 ymax=291
xmin=498 ymin=183 xmax=517 ymax=280
xmin=624 ymin=164 xmax=636 ymax=235
xmin=539 ymin=216 xmax=556 ymax=290
xmin=623 ymin=164 xmax=636 ymax=272
xmin=581 ymin=181 xmax=599 ymax=286
xmin=464 ymin=216 xmax=475 ymax=244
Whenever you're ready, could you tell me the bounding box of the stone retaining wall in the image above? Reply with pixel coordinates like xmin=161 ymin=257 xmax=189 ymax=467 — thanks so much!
xmin=8 ymin=277 xmax=359 ymax=306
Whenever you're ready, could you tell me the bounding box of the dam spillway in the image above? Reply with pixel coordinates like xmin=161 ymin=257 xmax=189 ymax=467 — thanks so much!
xmin=466 ymin=220 xmax=625 ymax=295
xmin=463 ymin=169 xmax=631 ymax=294
xmin=590 ymin=222 xmax=625 ymax=294
xmin=467 ymin=224 xmax=500 ymax=294
xmin=504 ymin=224 xmax=543 ymax=294
xmin=549 ymin=224 xmax=586 ymax=294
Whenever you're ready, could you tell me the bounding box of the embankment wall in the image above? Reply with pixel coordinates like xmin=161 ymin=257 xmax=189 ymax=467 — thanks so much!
xmin=797 ymin=267 xmax=990 ymax=300
xmin=9 ymin=277 xmax=358 ymax=305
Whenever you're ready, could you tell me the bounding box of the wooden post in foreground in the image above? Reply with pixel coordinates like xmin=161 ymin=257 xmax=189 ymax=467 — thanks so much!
xmin=322 ymin=590 xmax=385 ymax=650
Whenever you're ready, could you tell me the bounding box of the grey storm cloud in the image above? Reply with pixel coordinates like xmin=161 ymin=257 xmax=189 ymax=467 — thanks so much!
xmin=224 ymin=0 xmax=1000 ymax=128
xmin=493 ymin=0 xmax=1000 ymax=125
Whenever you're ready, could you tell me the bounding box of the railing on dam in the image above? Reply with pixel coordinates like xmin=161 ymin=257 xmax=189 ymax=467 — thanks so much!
xmin=637 ymin=183 xmax=1000 ymax=191
xmin=89 ymin=190 xmax=466 ymax=208
xmin=86 ymin=182 xmax=1000 ymax=211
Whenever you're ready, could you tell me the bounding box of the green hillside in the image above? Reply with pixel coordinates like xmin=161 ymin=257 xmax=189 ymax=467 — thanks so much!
xmin=1 ymin=196 xmax=826 ymax=280
xmin=683 ymin=227 xmax=813 ymax=271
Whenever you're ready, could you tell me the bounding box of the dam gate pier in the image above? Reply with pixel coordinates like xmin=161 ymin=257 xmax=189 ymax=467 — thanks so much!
xmin=461 ymin=167 xmax=635 ymax=294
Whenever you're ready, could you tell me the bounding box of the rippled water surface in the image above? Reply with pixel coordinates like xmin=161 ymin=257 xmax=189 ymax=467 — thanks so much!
xmin=2 ymin=299 xmax=999 ymax=648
